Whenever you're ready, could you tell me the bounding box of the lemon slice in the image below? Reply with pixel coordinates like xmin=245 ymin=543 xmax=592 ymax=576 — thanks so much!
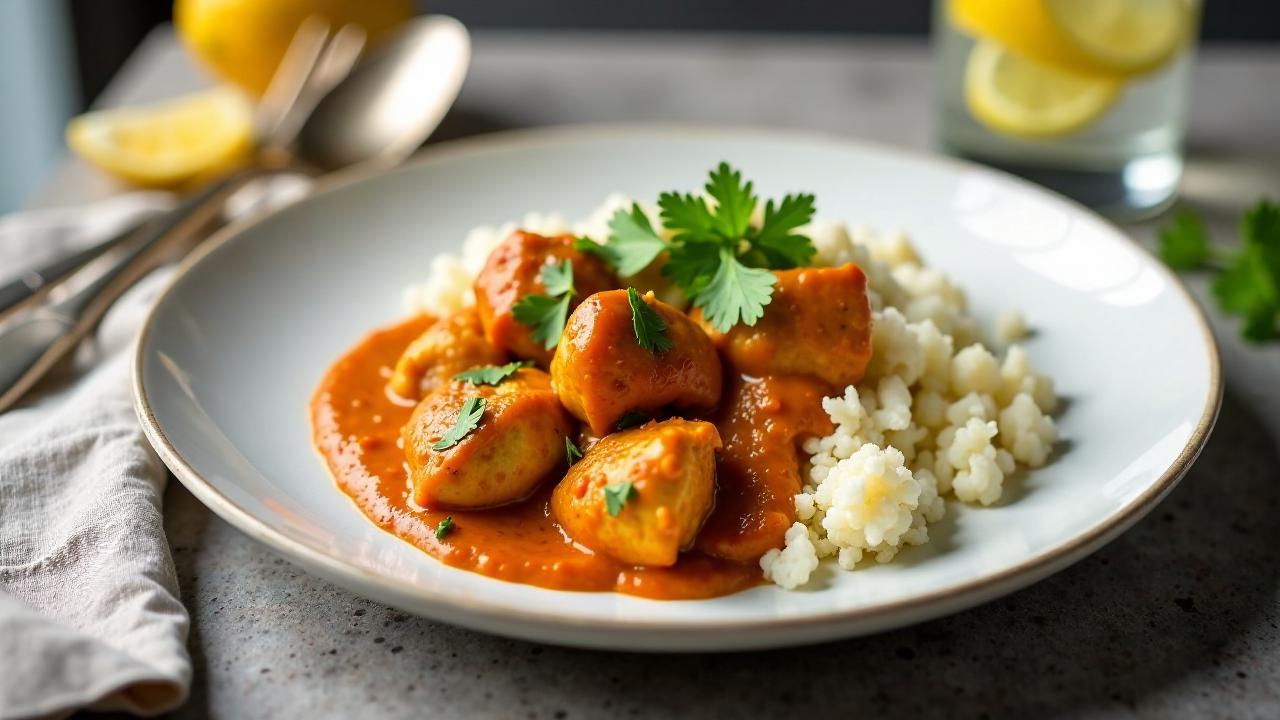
xmin=67 ymin=87 xmax=254 ymax=188
xmin=949 ymin=0 xmax=1193 ymax=78
xmin=964 ymin=40 xmax=1122 ymax=138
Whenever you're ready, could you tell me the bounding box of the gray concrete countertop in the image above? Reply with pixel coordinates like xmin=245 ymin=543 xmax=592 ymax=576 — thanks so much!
xmin=38 ymin=29 xmax=1280 ymax=719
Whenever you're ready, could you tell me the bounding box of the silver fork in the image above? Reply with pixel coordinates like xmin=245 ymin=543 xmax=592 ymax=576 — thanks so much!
xmin=0 ymin=20 xmax=364 ymax=413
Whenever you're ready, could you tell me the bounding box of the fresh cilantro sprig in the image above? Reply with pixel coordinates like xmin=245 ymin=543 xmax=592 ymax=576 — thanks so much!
xmin=626 ymin=287 xmax=672 ymax=353
xmin=453 ymin=360 xmax=533 ymax=386
xmin=565 ymin=436 xmax=583 ymax=465
xmin=590 ymin=162 xmax=817 ymax=333
xmin=431 ymin=396 xmax=485 ymax=451
xmin=512 ymin=259 xmax=576 ymax=349
xmin=614 ymin=410 xmax=650 ymax=431
xmin=435 ymin=516 xmax=455 ymax=540
xmin=603 ymin=481 xmax=637 ymax=517
xmin=1158 ymin=199 xmax=1280 ymax=342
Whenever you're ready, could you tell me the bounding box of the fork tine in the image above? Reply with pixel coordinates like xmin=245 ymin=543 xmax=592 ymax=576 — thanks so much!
xmin=255 ymin=16 xmax=332 ymax=148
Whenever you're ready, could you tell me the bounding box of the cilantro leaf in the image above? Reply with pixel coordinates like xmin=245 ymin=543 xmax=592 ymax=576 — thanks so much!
xmin=661 ymin=239 xmax=722 ymax=297
xmin=432 ymin=397 xmax=485 ymax=451
xmin=453 ymin=360 xmax=533 ymax=386
xmin=626 ymin=287 xmax=673 ymax=353
xmin=753 ymin=194 xmax=817 ymax=268
xmin=565 ymin=436 xmax=583 ymax=465
xmin=658 ymin=192 xmax=717 ymax=242
xmin=694 ymin=250 xmax=777 ymax=333
xmin=512 ymin=259 xmax=577 ymax=350
xmin=435 ymin=516 xmax=455 ymax=540
xmin=1158 ymin=211 xmax=1210 ymax=270
xmin=614 ymin=410 xmax=651 ymax=431
xmin=540 ymin=258 xmax=575 ymax=297
xmin=603 ymin=204 xmax=667 ymax=276
xmin=704 ymin=162 xmax=757 ymax=240
xmin=603 ymin=481 xmax=637 ymax=517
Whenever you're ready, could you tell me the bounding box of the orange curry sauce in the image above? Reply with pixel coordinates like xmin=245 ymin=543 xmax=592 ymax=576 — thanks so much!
xmin=311 ymin=316 xmax=765 ymax=599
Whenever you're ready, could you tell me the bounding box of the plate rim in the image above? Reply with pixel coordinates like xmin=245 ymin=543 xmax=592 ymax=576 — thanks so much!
xmin=132 ymin=122 xmax=1223 ymax=640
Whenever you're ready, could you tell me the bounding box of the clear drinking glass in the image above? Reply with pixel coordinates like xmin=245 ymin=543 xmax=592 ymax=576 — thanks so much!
xmin=933 ymin=0 xmax=1201 ymax=220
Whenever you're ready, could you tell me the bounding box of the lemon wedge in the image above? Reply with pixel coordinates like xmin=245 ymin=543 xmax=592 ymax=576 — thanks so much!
xmin=964 ymin=40 xmax=1122 ymax=138
xmin=949 ymin=0 xmax=1193 ymax=79
xmin=66 ymin=87 xmax=254 ymax=188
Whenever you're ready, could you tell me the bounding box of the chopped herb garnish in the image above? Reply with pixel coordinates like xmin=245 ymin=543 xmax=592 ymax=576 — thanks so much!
xmin=435 ymin=516 xmax=455 ymax=539
xmin=1159 ymin=199 xmax=1280 ymax=342
xmin=431 ymin=396 xmax=485 ymax=451
xmin=614 ymin=410 xmax=650 ymax=431
xmin=626 ymin=287 xmax=673 ymax=353
xmin=564 ymin=436 xmax=583 ymax=465
xmin=512 ymin=259 xmax=576 ymax=350
xmin=453 ymin=360 xmax=533 ymax=386
xmin=591 ymin=162 xmax=816 ymax=333
xmin=603 ymin=481 xmax=637 ymax=517
xmin=603 ymin=204 xmax=667 ymax=276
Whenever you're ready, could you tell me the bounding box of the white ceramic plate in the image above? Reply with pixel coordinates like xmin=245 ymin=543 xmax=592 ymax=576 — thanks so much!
xmin=134 ymin=126 xmax=1220 ymax=651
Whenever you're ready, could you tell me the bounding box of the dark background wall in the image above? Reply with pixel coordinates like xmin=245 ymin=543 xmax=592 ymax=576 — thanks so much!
xmin=70 ymin=0 xmax=1280 ymax=109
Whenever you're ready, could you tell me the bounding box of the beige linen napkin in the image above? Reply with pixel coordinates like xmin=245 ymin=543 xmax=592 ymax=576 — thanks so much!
xmin=0 ymin=195 xmax=189 ymax=719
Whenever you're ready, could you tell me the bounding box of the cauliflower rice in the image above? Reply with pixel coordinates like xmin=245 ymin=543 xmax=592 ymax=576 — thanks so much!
xmin=403 ymin=197 xmax=1059 ymax=591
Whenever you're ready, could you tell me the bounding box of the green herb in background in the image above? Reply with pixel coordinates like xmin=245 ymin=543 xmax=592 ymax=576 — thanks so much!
xmin=1158 ymin=199 xmax=1280 ymax=342
xmin=512 ymin=259 xmax=577 ymax=349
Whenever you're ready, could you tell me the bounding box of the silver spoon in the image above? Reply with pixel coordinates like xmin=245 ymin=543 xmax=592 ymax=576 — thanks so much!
xmin=0 ymin=15 xmax=471 ymax=412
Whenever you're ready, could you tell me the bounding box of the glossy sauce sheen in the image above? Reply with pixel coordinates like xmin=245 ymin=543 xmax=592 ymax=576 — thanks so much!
xmin=312 ymin=317 xmax=760 ymax=599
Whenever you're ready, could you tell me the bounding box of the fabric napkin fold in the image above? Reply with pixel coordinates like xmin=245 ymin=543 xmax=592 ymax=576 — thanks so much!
xmin=0 ymin=194 xmax=188 ymax=719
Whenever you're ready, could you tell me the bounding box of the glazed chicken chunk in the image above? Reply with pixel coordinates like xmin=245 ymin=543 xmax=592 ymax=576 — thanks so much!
xmin=473 ymin=230 xmax=618 ymax=366
xmin=403 ymin=369 xmax=573 ymax=509
xmin=694 ymin=263 xmax=873 ymax=387
xmin=551 ymin=418 xmax=721 ymax=567
xmin=388 ymin=309 xmax=505 ymax=401
xmin=551 ymin=289 xmax=722 ymax=435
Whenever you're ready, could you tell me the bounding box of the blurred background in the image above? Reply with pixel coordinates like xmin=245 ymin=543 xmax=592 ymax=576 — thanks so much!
xmin=0 ymin=0 xmax=1276 ymax=213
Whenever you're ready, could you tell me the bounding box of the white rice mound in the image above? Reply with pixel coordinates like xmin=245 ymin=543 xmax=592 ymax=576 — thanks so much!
xmin=759 ymin=221 xmax=1059 ymax=589
xmin=401 ymin=197 xmax=1058 ymax=592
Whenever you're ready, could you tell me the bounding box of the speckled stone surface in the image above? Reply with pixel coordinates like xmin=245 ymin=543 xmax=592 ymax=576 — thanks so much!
xmin=46 ymin=29 xmax=1280 ymax=719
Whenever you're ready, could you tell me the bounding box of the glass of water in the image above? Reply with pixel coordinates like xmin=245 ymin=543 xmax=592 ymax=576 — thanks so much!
xmin=933 ymin=0 xmax=1201 ymax=220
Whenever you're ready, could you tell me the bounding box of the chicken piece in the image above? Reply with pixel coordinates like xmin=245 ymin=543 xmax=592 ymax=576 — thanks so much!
xmin=551 ymin=289 xmax=722 ymax=435
xmin=552 ymin=418 xmax=721 ymax=567
xmin=474 ymin=230 xmax=618 ymax=365
xmin=695 ymin=374 xmax=835 ymax=563
xmin=403 ymin=369 xmax=573 ymax=509
xmin=388 ymin=309 xmax=506 ymax=401
xmin=693 ymin=264 xmax=873 ymax=388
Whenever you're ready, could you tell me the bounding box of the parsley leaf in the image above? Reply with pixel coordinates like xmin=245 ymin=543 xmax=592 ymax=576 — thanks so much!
xmin=431 ymin=396 xmax=485 ymax=451
xmin=626 ymin=287 xmax=673 ymax=353
xmin=565 ymin=436 xmax=583 ymax=465
xmin=453 ymin=360 xmax=533 ymax=386
xmin=752 ymin=194 xmax=817 ymax=268
xmin=614 ymin=410 xmax=650 ymax=431
xmin=695 ymin=250 xmax=777 ymax=333
xmin=435 ymin=516 xmax=455 ymax=540
xmin=539 ymin=258 xmax=576 ymax=297
xmin=603 ymin=481 xmax=637 ymax=517
xmin=704 ymin=162 xmax=757 ymax=240
xmin=1158 ymin=211 xmax=1210 ymax=270
xmin=658 ymin=192 xmax=717 ymax=242
xmin=512 ymin=259 xmax=576 ymax=350
xmin=660 ymin=239 xmax=722 ymax=297
xmin=603 ymin=204 xmax=667 ymax=276
xmin=512 ymin=294 xmax=572 ymax=349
